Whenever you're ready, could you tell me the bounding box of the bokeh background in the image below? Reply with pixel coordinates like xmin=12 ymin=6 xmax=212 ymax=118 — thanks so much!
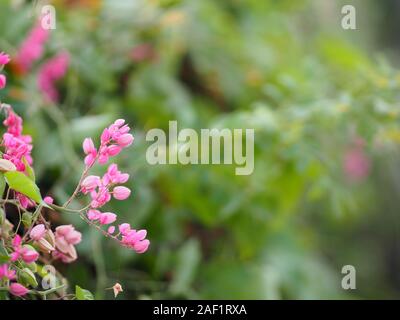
xmin=1 ymin=0 xmax=400 ymax=299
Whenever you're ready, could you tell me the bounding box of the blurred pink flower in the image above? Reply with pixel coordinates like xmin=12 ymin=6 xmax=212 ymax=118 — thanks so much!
xmin=9 ymin=283 xmax=29 ymax=296
xmin=343 ymin=137 xmax=370 ymax=182
xmin=38 ymin=52 xmax=69 ymax=102
xmin=30 ymin=224 xmax=46 ymax=241
xmin=0 ymin=52 xmax=10 ymax=65
xmin=0 ymin=74 xmax=6 ymax=89
xmin=53 ymin=225 xmax=82 ymax=263
xmin=14 ymin=23 xmax=49 ymax=73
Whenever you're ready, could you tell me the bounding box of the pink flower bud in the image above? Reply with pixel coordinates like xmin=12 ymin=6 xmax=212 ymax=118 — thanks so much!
xmin=113 ymin=186 xmax=131 ymax=200
xmin=101 ymin=128 xmax=111 ymax=144
xmin=9 ymin=283 xmax=29 ymax=296
xmin=0 ymin=74 xmax=6 ymax=89
xmin=84 ymin=153 xmax=97 ymax=167
xmin=44 ymin=196 xmax=54 ymax=204
xmin=83 ymin=138 xmax=95 ymax=154
xmin=117 ymin=133 xmax=134 ymax=147
xmin=0 ymin=52 xmax=10 ymax=65
xmin=21 ymin=248 xmax=39 ymax=263
xmin=108 ymin=226 xmax=115 ymax=234
xmin=133 ymin=239 xmax=150 ymax=254
xmin=107 ymin=145 xmax=122 ymax=156
xmin=98 ymin=212 xmax=117 ymax=225
xmin=30 ymin=224 xmax=46 ymax=241
xmin=81 ymin=175 xmax=100 ymax=193
xmin=119 ymin=223 xmax=131 ymax=235
xmin=87 ymin=209 xmax=101 ymax=220
xmin=114 ymin=119 xmax=125 ymax=126
xmin=65 ymin=230 xmax=82 ymax=245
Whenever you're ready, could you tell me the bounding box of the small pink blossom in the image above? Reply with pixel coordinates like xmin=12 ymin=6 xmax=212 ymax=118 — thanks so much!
xmin=83 ymin=138 xmax=97 ymax=167
xmin=0 ymin=74 xmax=6 ymax=89
xmin=343 ymin=137 xmax=370 ymax=182
xmin=98 ymin=212 xmax=117 ymax=225
xmin=0 ymin=52 xmax=10 ymax=65
xmin=0 ymin=264 xmax=16 ymax=280
xmin=43 ymin=196 xmax=54 ymax=204
xmin=81 ymin=175 xmax=101 ymax=194
xmin=108 ymin=226 xmax=115 ymax=234
xmin=53 ymin=225 xmax=82 ymax=263
xmin=9 ymin=283 xmax=29 ymax=296
xmin=30 ymin=224 xmax=46 ymax=241
xmin=113 ymin=186 xmax=131 ymax=200
xmin=37 ymin=52 xmax=69 ymax=102
xmin=14 ymin=23 xmax=49 ymax=73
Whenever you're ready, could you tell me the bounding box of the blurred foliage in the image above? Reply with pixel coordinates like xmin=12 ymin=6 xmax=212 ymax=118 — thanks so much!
xmin=1 ymin=0 xmax=400 ymax=299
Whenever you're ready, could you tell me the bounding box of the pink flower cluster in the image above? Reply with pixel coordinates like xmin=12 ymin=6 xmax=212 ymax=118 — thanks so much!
xmin=1 ymin=107 xmax=35 ymax=208
xmin=10 ymin=235 xmax=39 ymax=263
xmin=29 ymin=223 xmax=82 ymax=264
xmin=2 ymin=108 xmax=33 ymax=171
xmin=0 ymin=51 xmax=10 ymax=89
xmin=38 ymin=51 xmax=69 ymax=102
xmin=83 ymin=119 xmax=134 ymax=167
xmin=14 ymin=23 xmax=49 ymax=73
xmin=82 ymin=164 xmax=130 ymax=208
xmin=53 ymin=225 xmax=82 ymax=263
xmin=80 ymin=121 xmax=149 ymax=254
xmin=0 ymin=264 xmax=29 ymax=296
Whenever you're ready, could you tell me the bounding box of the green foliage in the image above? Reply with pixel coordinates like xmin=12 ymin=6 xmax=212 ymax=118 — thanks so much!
xmin=75 ymin=285 xmax=94 ymax=300
xmin=4 ymin=171 xmax=42 ymax=204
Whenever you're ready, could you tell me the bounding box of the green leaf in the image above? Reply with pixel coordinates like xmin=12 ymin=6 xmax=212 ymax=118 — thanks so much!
xmin=0 ymin=254 xmax=10 ymax=264
xmin=0 ymin=173 xmax=5 ymax=197
xmin=75 ymin=285 xmax=94 ymax=300
xmin=21 ymin=212 xmax=32 ymax=228
xmin=22 ymin=157 xmax=35 ymax=181
xmin=4 ymin=171 xmax=42 ymax=204
xmin=18 ymin=268 xmax=38 ymax=287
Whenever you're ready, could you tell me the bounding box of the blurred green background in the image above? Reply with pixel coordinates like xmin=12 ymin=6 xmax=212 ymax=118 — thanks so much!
xmin=2 ymin=0 xmax=400 ymax=299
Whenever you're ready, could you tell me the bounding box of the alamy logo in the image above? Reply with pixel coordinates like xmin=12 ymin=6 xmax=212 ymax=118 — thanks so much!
xmin=146 ymin=121 xmax=255 ymax=175
xmin=341 ymin=5 xmax=356 ymax=30
xmin=341 ymin=265 xmax=356 ymax=290
xmin=40 ymin=5 xmax=56 ymax=30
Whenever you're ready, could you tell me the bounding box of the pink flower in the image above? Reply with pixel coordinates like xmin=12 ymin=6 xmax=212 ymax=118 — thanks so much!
xmin=90 ymin=185 xmax=111 ymax=208
xmin=113 ymin=186 xmax=131 ymax=200
xmin=0 ymin=52 xmax=10 ymax=65
xmin=108 ymin=226 xmax=115 ymax=234
xmin=54 ymin=225 xmax=82 ymax=263
xmin=120 ymin=227 xmax=150 ymax=253
xmin=82 ymin=119 xmax=134 ymax=167
xmin=9 ymin=283 xmax=29 ymax=296
xmin=44 ymin=196 xmax=54 ymax=204
xmin=133 ymin=239 xmax=150 ymax=254
xmin=14 ymin=23 xmax=49 ymax=73
xmin=10 ymin=235 xmax=39 ymax=263
xmin=87 ymin=209 xmax=101 ymax=220
xmin=0 ymin=74 xmax=6 ymax=89
xmin=103 ymin=164 xmax=129 ymax=184
xmin=119 ymin=223 xmax=131 ymax=235
xmin=117 ymin=134 xmax=134 ymax=147
xmin=83 ymin=138 xmax=97 ymax=167
xmin=20 ymin=248 xmax=39 ymax=263
xmin=38 ymin=52 xmax=69 ymax=102
xmin=30 ymin=224 xmax=46 ymax=241
xmin=0 ymin=264 xmax=16 ymax=280
xmin=98 ymin=212 xmax=117 ymax=225
xmin=81 ymin=175 xmax=101 ymax=194
xmin=10 ymin=235 xmax=38 ymax=263
xmin=343 ymin=138 xmax=370 ymax=182
xmin=2 ymin=108 xmax=33 ymax=174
